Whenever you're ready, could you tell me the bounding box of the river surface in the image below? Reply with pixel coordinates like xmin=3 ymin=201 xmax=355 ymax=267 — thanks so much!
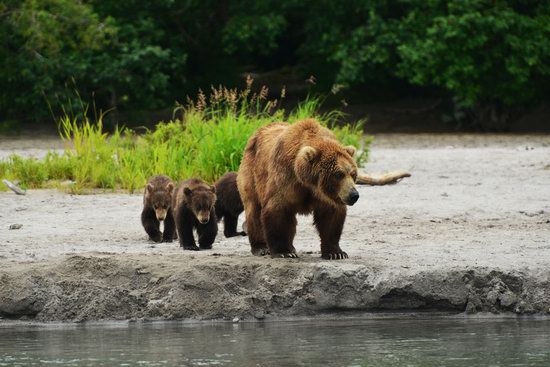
xmin=1 ymin=318 xmax=549 ymax=366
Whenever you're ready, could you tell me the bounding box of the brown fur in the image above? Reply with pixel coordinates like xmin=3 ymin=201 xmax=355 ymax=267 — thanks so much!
xmin=141 ymin=175 xmax=175 ymax=242
xmin=237 ymin=119 xmax=360 ymax=260
xmin=214 ymin=172 xmax=246 ymax=237
xmin=172 ymin=178 xmax=218 ymax=250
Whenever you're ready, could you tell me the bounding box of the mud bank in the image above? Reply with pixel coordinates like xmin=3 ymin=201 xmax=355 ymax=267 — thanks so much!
xmin=1 ymin=255 xmax=550 ymax=321
xmin=1 ymin=134 xmax=549 ymax=321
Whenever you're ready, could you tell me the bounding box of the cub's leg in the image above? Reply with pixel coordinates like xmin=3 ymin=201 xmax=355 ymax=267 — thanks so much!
xmin=197 ymin=219 xmax=218 ymax=249
xmin=162 ymin=209 xmax=176 ymax=242
xmin=313 ymin=204 xmax=348 ymax=260
xmin=262 ymin=203 xmax=297 ymax=258
xmin=141 ymin=208 xmax=161 ymax=242
xmin=223 ymin=212 xmax=246 ymax=237
xmin=176 ymin=209 xmax=199 ymax=251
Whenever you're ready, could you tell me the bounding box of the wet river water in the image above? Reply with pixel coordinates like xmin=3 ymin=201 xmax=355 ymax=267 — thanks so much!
xmin=1 ymin=318 xmax=549 ymax=366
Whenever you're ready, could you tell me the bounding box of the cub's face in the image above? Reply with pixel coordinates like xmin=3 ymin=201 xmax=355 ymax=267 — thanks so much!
xmin=295 ymin=144 xmax=359 ymax=207
xmin=184 ymin=186 xmax=216 ymax=224
xmin=147 ymin=182 xmax=174 ymax=221
xmin=151 ymin=192 xmax=171 ymax=221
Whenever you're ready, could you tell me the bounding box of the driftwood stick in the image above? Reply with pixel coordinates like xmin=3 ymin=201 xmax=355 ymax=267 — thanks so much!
xmin=357 ymin=171 xmax=411 ymax=185
xmin=2 ymin=179 xmax=26 ymax=195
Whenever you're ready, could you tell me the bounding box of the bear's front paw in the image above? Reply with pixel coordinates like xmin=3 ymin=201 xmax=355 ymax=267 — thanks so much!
xmin=251 ymin=246 xmax=269 ymax=256
xmin=322 ymin=252 xmax=348 ymax=260
xmin=182 ymin=245 xmax=200 ymax=251
xmin=162 ymin=236 xmax=174 ymax=243
xmin=199 ymin=244 xmax=213 ymax=250
xmin=271 ymin=252 xmax=298 ymax=259
xmin=149 ymin=234 xmax=162 ymax=243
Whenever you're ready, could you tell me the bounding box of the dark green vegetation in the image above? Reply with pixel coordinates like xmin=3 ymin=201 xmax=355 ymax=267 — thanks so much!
xmin=0 ymin=86 xmax=367 ymax=192
xmin=1 ymin=0 xmax=549 ymax=127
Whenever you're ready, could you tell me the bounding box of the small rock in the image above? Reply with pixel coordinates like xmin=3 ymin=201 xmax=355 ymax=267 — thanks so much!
xmin=232 ymin=317 xmax=240 ymax=323
xmin=441 ymin=193 xmax=449 ymax=197
xmin=9 ymin=224 xmax=23 ymax=230
xmin=499 ymin=291 xmax=517 ymax=308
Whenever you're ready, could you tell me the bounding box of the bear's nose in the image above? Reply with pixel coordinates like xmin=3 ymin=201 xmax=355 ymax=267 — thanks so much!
xmin=347 ymin=189 xmax=359 ymax=206
xmin=199 ymin=218 xmax=209 ymax=224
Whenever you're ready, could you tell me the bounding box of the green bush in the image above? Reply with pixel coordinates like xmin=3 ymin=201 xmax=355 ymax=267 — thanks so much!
xmin=0 ymin=85 xmax=369 ymax=192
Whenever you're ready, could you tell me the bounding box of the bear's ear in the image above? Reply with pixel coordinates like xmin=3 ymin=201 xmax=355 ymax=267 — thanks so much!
xmin=146 ymin=184 xmax=154 ymax=194
xmin=166 ymin=182 xmax=174 ymax=194
xmin=344 ymin=145 xmax=356 ymax=157
xmin=210 ymin=185 xmax=216 ymax=194
xmin=184 ymin=187 xmax=193 ymax=196
xmin=298 ymin=146 xmax=318 ymax=164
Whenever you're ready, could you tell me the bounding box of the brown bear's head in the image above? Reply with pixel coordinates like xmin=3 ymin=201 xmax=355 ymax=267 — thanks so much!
xmin=147 ymin=182 xmax=175 ymax=221
xmin=294 ymin=141 xmax=359 ymax=207
xmin=184 ymin=185 xmax=217 ymax=224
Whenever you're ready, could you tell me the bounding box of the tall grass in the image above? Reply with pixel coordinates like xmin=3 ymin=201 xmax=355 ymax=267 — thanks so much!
xmin=1 ymin=82 xmax=370 ymax=193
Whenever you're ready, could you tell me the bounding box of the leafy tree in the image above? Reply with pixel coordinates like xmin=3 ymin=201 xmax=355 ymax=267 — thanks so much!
xmin=297 ymin=0 xmax=550 ymax=126
xmin=0 ymin=0 xmax=115 ymax=119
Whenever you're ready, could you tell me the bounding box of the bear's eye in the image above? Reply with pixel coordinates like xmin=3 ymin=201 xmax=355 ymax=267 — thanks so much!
xmin=334 ymin=171 xmax=345 ymax=180
xmin=351 ymin=172 xmax=357 ymax=181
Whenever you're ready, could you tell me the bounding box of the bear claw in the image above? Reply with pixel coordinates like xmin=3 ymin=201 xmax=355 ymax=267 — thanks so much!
xmin=252 ymin=247 xmax=269 ymax=256
xmin=323 ymin=252 xmax=348 ymax=260
xmin=183 ymin=245 xmax=200 ymax=251
xmin=272 ymin=252 xmax=298 ymax=258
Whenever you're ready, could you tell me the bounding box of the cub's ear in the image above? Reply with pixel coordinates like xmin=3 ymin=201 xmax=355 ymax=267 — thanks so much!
xmin=297 ymin=146 xmax=318 ymax=163
xmin=184 ymin=187 xmax=192 ymax=196
xmin=344 ymin=145 xmax=356 ymax=157
xmin=210 ymin=185 xmax=216 ymax=194
xmin=166 ymin=182 xmax=174 ymax=193
xmin=146 ymin=184 xmax=154 ymax=194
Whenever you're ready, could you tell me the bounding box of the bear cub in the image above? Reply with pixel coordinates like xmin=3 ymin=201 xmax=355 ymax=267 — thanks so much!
xmin=141 ymin=175 xmax=176 ymax=242
xmin=173 ymin=178 xmax=218 ymax=250
xmin=214 ymin=172 xmax=246 ymax=238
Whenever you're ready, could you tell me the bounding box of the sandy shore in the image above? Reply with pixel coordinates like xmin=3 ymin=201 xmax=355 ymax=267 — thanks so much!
xmin=1 ymin=134 xmax=549 ymax=321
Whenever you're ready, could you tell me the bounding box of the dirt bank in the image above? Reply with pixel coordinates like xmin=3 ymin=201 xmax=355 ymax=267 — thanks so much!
xmin=1 ymin=134 xmax=549 ymax=321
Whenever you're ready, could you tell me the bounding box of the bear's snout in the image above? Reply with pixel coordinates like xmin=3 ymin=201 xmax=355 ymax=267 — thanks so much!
xmin=155 ymin=208 xmax=167 ymax=221
xmin=346 ymin=189 xmax=360 ymax=206
xmin=197 ymin=211 xmax=211 ymax=224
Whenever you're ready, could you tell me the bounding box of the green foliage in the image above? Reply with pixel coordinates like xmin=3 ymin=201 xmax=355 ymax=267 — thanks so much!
xmin=299 ymin=0 xmax=550 ymax=108
xmin=0 ymin=86 xmax=370 ymax=193
xmin=0 ymin=0 xmax=185 ymax=120
xmin=2 ymin=0 xmax=548 ymax=124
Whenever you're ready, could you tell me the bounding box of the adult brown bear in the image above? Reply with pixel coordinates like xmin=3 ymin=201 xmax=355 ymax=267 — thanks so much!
xmin=237 ymin=119 xmax=359 ymax=260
